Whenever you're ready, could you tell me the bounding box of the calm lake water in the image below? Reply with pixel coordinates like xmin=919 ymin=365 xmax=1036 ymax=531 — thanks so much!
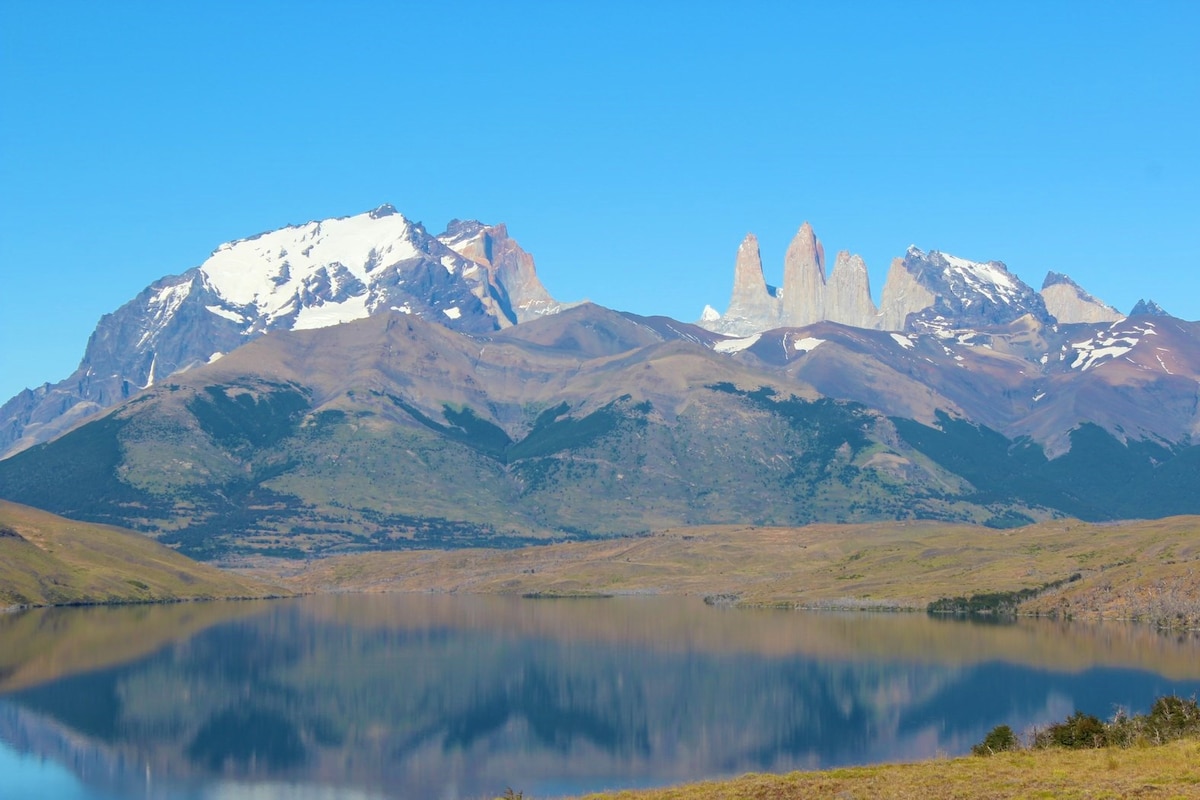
xmin=1 ymin=595 xmax=1199 ymax=800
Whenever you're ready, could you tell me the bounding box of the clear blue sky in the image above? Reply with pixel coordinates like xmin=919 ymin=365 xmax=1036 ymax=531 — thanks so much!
xmin=1 ymin=1 xmax=1197 ymax=402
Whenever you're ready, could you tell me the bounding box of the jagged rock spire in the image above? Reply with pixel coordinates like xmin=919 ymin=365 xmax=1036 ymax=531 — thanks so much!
xmin=878 ymin=255 xmax=936 ymax=331
xmin=723 ymin=234 xmax=779 ymax=331
xmin=780 ymin=222 xmax=826 ymax=327
xmin=826 ymin=251 xmax=878 ymax=328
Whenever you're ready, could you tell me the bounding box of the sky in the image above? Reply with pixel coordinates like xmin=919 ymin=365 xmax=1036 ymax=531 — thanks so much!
xmin=1 ymin=1 xmax=1197 ymax=402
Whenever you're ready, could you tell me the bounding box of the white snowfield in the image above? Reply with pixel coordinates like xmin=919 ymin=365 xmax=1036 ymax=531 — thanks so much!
xmin=292 ymin=295 xmax=372 ymax=331
xmin=792 ymin=336 xmax=826 ymax=353
xmin=713 ymin=334 xmax=761 ymax=353
xmin=201 ymin=210 xmax=421 ymax=319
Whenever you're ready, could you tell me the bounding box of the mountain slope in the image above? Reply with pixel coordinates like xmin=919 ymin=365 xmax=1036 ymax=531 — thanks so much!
xmin=0 ymin=500 xmax=281 ymax=607
xmin=711 ymin=314 xmax=1200 ymax=455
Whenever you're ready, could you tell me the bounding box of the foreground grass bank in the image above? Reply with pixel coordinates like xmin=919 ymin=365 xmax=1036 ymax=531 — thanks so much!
xmin=274 ymin=516 xmax=1200 ymax=627
xmin=570 ymin=737 xmax=1200 ymax=800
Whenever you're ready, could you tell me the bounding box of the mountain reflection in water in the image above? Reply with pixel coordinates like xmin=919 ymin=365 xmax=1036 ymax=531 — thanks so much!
xmin=1 ymin=595 xmax=1199 ymax=800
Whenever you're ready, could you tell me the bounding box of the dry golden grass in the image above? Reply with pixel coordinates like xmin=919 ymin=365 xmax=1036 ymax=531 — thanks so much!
xmin=574 ymin=737 xmax=1200 ymax=799
xmin=273 ymin=516 xmax=1200 ymax=627
xmin=0 ymin=499 xmax=287 ymax=608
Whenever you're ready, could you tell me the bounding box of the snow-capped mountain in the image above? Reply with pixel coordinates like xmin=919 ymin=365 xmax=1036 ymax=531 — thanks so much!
xmin=0 ymin=206 xmax=564 ymax=457
xmin=881 ymin=246 xmax=1053 ymax=333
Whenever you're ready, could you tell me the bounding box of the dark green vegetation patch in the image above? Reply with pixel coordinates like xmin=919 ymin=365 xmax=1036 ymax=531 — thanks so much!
xmin=927 ymin=573 xmax=1081 ymax=619
xmin=0 ymin=414 xmax=176 ymax=528
xmin=893 ymin=411 xmax=1200 ymax=520
xmin=187 ymin=382 xmax=311 ymax=450
xmin=384 ymin=393 xmax=643 ymax=464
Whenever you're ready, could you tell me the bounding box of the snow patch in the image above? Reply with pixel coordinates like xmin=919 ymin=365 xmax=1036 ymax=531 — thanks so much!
xmin=940 ymin=252 xmax=1015 ymax=290
xmin=291 ymin=294 xmax=371 ymax=330
xmin=442 ymin=306 xmax=462 ymax=320
xmin=1070 ymin=333 xmax=1138 ymax=371
xmin=149 ymin=282 xmax=192 ymax=321
xmin=890 ymin=333 xmax=915 ymax=350
xmin=207 ymin=352 xmax=224 ymax=363
xmin=714 ymin=334 xmax=761 ymax=353
xmin=701 ymin=305 xmax=722 ymax=322
xmin=792 ymin=336 xmax=826 ymax=353
xmin=206 ymin=305 xmax=246 ymax=323
xmin=391 ymin=305 xmax=412 ymax=315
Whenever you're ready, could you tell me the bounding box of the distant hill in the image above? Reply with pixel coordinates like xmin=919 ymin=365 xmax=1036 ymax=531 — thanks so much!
xmin=276 ymin=516 xmax=1200 ymax=630
xmin=0 ymin=500 xmax=283 ymax=607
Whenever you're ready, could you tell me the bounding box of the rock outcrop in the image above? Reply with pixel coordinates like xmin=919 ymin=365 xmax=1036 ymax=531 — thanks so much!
xmin=1130 ymin=299 xmax=1170 ymax=317
xmin=701 ymin=223 xmax=878 ymax=334
xmin=438 ymin=221 xmax=562 ymax=323
xmin=825 ymin=251 xmax=878 ymax=328
xmin=779 ymin=223 xmax=826 ymax=327
xmin=1040 ymin=272 xmax=1123 ymax=324
xmin=707 ymin=234 xmax=780 ymax=336
xmin=878 ymin=256 xmax=937 ymax=331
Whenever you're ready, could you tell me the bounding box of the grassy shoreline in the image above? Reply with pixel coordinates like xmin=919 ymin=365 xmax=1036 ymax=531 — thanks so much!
xmin=264 ymin=516 xmax=1200 ymax=630
xmin=569 ymin=737 xmax=1200 ymax=800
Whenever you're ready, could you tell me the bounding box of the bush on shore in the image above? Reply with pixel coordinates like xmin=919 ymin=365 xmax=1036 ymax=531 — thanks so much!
xmin=975 ymin=695 xmax=1200 ymax=756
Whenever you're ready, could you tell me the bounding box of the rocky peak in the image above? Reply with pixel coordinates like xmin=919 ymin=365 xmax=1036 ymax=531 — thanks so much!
xmin=1040 ymin=271 xmax=1122 ymax=324
xmin=437 ymin=221 xmax=561 ymax=323
xmin=878 ymin=255 xmax=936 ymax=331
xmin=706 ymin=234 xmax=778 ymax=335
xmin=825 ymin=251 xmax=878 ymax=328
xmin=884 ymin=247 xmax=1051 ymax=331
xmin=1130 ymin=299 xmax=1170 ymax=317
xmin=368 ymin=203 xmax=400 ymax=219
xmin=779 ymin=222 xmax=827 ymax=327
xmin=438 ymin=218 xmax=487 ymax=245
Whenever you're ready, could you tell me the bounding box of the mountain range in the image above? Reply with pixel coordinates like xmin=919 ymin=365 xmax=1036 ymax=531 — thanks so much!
xmin=0 ymin=208 xmax=1195 ymax=560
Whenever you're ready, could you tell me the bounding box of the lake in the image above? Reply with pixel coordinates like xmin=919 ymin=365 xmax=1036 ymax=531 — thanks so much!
xmin=1 ymin=594 xmax=1198 ymax=799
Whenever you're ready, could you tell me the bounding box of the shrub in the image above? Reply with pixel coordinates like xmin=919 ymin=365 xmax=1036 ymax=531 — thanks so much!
xmin=1146 ymin=695 xmax=1200 ymax=741
xmin=1033 ymin=710 xmax=1107 ymax=749
xmin=972 ymin=724 xmax=1019 ymax=756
